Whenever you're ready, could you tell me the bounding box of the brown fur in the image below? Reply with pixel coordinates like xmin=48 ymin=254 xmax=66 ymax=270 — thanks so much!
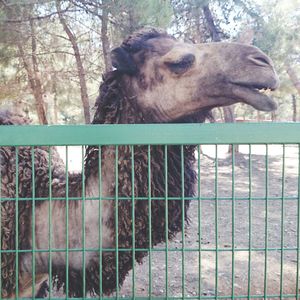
xmin=0 ymin=111 xmax=82 ymax=297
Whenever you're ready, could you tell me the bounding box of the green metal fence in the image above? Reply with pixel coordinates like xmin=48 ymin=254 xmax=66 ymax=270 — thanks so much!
xmin=1 ymin=123 xmax=300 ymax=299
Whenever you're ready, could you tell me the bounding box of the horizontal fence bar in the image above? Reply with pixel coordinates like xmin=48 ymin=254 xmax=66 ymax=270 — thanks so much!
xmin=0 ymin=196 xmax=299 ymax=202
xmin=1 ymin=196 xmax=299 ymax=202
xmin=0 ymin=295 xmax=297 ymax=300
xmin=1 ymin=246 xmax=298 ymax=253
xmin=0 ymin=123 xmax=300 ymax=146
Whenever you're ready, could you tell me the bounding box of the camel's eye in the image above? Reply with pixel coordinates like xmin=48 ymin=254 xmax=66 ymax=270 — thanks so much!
xmin=165 ymin=54 xmax=195 ymax=74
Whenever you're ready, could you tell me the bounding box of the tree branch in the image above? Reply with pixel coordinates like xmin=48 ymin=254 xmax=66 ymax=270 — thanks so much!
xmin=202 ymin=5 xmax=221 ymax=42
xmin=4 ymin=9 xmax=80 ymax=23
xmin=56 ymin=0 xmax=91 ymax=124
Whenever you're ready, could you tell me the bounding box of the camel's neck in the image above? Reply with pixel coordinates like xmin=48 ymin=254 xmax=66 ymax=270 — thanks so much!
xmin=85 ymin=68 xmax=198 ymax=205
xmin=85 ymin=146 xmax=116 ymax=197
xmin=84 ymin=142 xmax=197 ymax=241
xmin=84 ymin=71 xmax=199 ymax=248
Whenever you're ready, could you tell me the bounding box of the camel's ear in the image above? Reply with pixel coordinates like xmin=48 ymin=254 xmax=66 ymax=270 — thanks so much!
xmin=111 ymin=47 xmax=137 ymax=75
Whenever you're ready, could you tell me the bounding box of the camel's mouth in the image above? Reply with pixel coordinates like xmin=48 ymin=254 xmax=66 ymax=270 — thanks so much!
xmin=232 ymin=81 xmax=279 ymax=112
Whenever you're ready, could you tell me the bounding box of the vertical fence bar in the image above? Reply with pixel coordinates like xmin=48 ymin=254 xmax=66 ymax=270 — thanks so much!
xmin=247 ymin=145 xmax=252 ymax=299
xmin=181 ymin=145 xmax=185 ymax=299
xmin=198 ymin=145 xmax=202 ymax=298
xmin=297 ymin=143 xmax=300 ymax=300
xmin=0 ymin=146 xmax=2 ymax=299
xmin=82 ymin=145 xmax=86 ymax=297
xmin=65 ymin=146 xmax=69 ymax=298
xmin=215 ymin=145 xmax=219 ymax=298
xmin=31 ymin=147 xmax=36 ymax=297
xmin=131 ymin=145 xmax=135 ymax=298
xmin=48 ymin=147 xmax=53 ymax=299
xmin=148 ymin=145 xmax=152 ymax=298
xmin=280 ymin=144 xmax=286 ymax=298
xmin=98 ymin=146 xmax=103 ymax=298
xmin=164 ymin=145 xmax=169 ymax=298
xmin=15 ymin=148 xmax=19 ymax=298
xmin=231 ymin=145 xmax=235 ymax=299
xmin=115 ymin=146 xmax=119 ymax=299
xmin=264 ymin=144 xmax=269 ymax=300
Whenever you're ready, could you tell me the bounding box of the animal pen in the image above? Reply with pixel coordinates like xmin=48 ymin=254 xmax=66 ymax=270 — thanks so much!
xmin=1 ymin=122 xmax=300 ymax=300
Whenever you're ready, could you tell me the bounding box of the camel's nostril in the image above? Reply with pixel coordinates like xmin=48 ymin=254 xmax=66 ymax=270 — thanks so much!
xmin=249 ymin=54 xmax=271 ymax=67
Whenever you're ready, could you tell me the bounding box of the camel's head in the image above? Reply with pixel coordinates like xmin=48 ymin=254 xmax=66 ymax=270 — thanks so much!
xmin=111 ymin=28 xmax=279 ymax=122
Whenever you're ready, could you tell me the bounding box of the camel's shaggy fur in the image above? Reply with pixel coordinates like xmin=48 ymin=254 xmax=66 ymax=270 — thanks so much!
xmin=0 ymin=111 xmax=81 ymax=297
xmin=1 ymin=27 xmax=279 ymax=298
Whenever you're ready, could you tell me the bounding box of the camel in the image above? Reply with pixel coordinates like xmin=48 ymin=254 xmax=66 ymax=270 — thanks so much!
xmin=0 ymin=27 xmax=279 ymax=298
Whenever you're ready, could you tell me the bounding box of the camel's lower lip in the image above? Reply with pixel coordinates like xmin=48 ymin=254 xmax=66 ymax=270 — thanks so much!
xmin=232 ymin=77 xmax=280 ymax=91
xmin=232 ymin=83 xmax=278 ymax=112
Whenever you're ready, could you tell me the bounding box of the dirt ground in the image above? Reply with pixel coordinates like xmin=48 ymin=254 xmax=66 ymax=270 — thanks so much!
xmin=119 ymin=144 xmax=300 ymax=299
xmin=54 ymin=144 xmax=300 ymax=299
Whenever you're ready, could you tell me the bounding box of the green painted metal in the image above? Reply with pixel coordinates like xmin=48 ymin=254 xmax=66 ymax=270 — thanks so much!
xmin=2 ymin=246 xmax=300 ymax=253
xmin=48 ymin=147 xmax=53 ymax=299
xmin=115 ymin=146 xmax=119 ymax=299
xmin=214 ymin=145 xmax=219 ymax=299
xmin=65 ymin=146 xmax=69 ymax=298
xmin=264 ymin=145 xmax=269 ymax=299
xmin=98 ymin=146 xmax=103 ymax=297
xmin=1 ymin=123 xmax=300 ymax=300
xmin=15 ymin=148 xmax=19 ymax=298
xmin=197 ymin=145 xmax=202 ymax=298
xmin=81 ymin=145 xmax=86 ymax=297
xmin=181 ymin=145 xmax=185 ymax=299
xmin=231 ymin=147 xmax=235 ymax=299
xmin=31 ymin=147 xmax=36 ymax=298
xmin=147 ymin=145 xmax=153 ymax=297
xmin=0 ymin=123 xmax=299 ymax=146
xmin=280 ymin=145 xmax=286 ymax=299
xmin=164 ymin=145 xmax=169 ymax=299
xmin=3 ymin=195 xmax=300 ymax=203
xmin=131 ymin=145 xmax=136 ymax=299
xmin=0 ymin=135 xmax=2 ymax=297
xmin=297 ymin=144 xmax=300 ymax=300
xmin=247 ymin=145 xmax=252 ymax=299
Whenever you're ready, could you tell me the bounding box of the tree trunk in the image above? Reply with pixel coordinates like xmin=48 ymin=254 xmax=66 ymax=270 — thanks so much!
xmin=29 ymin=18 xmax=48 ymax=124
xmin=56 ymin=0 xmax=91 ymax=124
xmin=202 ymin=5 xmax=221 ymax=42
xmin=292 ymin=94 xmax=297 ymax=122
xmin=2 ymin=2 xmax=48 ymax=124
xmin=127 ymin=1 xmax=136 ymax=34
xmin=17 ymin=41 xmax=48 ymax=124
xmin=286 ymin=64 xmax=300 ymax=122
xmin=101 ymin=1 xmax=112 ymax=73
xmin=193 ymin=4 xmax=204 ymax=43
xmin=257 ymin=111 xmax=262 ymax=122
xmin=53 ymin=90 xmax=58 ymax=124
xmin=49 ymin=74 xmax=59 ymax=124
xmin=286 ymin=63 xmax=300 ymax=96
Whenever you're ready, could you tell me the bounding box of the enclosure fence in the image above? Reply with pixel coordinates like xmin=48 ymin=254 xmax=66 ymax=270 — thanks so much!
xmin=1 ymin=123 xmax=300 ymax=299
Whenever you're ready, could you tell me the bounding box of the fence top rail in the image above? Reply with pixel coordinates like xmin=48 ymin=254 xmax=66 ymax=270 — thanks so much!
xmin=0 ymin=122 xmax=300 ymax=146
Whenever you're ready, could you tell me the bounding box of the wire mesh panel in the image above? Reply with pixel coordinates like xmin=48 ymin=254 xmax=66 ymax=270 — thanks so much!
xmin=0 ymin=123 xmax=300 ymax=299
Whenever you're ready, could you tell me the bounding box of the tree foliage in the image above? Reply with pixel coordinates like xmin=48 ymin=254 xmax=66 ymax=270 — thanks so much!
xmin=252 ymin=0 xmax=300 ymax=120
xmin=0 ymin=0 xmax=298 ymax=123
